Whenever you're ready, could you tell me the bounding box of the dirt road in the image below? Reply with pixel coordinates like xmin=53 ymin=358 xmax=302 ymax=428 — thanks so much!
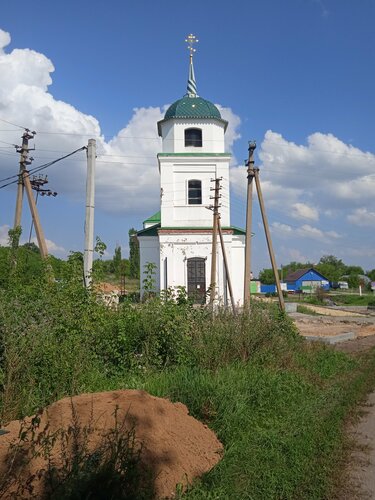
xmin=292 ymin=311 xmax=375 ymax=498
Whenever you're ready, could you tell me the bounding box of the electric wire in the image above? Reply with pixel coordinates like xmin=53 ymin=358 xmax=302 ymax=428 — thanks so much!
xmin=0 ymin=117 xmax=26 ymax=129
xmin=0 ymin=146 xmax=86 ymax=189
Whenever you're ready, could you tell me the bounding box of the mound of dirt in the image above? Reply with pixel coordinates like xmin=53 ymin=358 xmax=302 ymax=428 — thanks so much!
xmin=0 ymin=390 xmax=223 ymax=498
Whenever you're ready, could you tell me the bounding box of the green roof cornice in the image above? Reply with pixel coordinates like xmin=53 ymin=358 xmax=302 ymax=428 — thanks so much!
xmin=143 ymin=211 xmax=161 ymax=224
xmin=137 ymin=225 xmax=250 ymax=237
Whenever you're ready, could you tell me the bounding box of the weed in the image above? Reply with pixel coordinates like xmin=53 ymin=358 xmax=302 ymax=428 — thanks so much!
xmin=0 ymin=405 xmax=153 ymax=499
xmin=297 ymin=304 xmax=321 ymax=315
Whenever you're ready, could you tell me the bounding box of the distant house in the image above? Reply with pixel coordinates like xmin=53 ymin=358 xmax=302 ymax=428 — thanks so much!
xmin=284 ymin=268 xmax=330 ymax=292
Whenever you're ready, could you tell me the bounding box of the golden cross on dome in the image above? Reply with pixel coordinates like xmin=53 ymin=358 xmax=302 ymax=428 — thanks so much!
xmin=185 ymin=34 xmax=199 ymax=59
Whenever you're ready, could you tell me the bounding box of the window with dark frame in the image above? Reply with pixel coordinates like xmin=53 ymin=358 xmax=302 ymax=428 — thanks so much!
xmin=185 ymin=128 xmax=202 ymax=147
xmin=188 ymin=179 xmax=202 ymax=205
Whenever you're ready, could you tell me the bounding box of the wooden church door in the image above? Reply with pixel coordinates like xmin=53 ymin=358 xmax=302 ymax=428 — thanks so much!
xmin=187 ymin=258 xmax=206 ymax=303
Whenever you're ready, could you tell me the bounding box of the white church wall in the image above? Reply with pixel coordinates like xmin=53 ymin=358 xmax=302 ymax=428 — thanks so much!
xmin=160 ymin=121 xmax=174 ymax=154
xmin=159 ymin=156 xmax=230 ymax=228
xmin=230 ymin=235 xmax=246 ymax=305
xmin=138 ymin=236 xmax=160 ymax=295
xmin=160 ymin=119 xmax=225 ymax=154
xmin=159 ymin=231 xmax=240 ymax=305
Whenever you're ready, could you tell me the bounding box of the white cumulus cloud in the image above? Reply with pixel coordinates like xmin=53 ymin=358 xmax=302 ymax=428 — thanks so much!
xmin=347 ymin=208 xmax=375 ymax=227
xmin=271 ymin=222 xmax=341 ymax=241
xmin=0 ymin=28 xmax=242 ymax=217
xmin=0 ymin=224 xmax=9 ymax=245
xmin=291 ymin=202 xmax=319 ymax=221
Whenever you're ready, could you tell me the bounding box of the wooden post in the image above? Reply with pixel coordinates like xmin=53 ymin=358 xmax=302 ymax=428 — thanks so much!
xmin=217 ymin=218 xmax=236 ymax=314
xmin=23 ymin=170 xmax=48 ymax=258
xmin=14 ymin=130 xmax=35 ymax=230
xmin=244 ymin=141 xmax=256 ymax=308
xmin=209 ymin=178 xmax=220 ymax=304
xmin=254 ymin=168 xmax=285 ymax=312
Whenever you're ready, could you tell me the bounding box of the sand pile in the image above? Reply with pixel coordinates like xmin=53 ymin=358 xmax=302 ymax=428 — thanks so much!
xmin=0 ymin=390 xmax=223 ymax=498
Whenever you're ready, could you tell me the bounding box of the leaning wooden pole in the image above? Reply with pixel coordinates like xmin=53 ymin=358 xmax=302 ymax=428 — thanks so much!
xmin=254 ymin=168 xmax=285 ymax=312
xmin=217 ymin=218 xmax=236 ymax=314
xmin=23 ymin=170 xmax=48 ymax=258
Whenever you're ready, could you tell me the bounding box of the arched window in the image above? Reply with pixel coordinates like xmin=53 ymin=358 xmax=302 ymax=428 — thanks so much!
xmin=185 ymin=128 xmax=202 ymax=147
xmin=188 ymin=179 xmax=202 ymax=205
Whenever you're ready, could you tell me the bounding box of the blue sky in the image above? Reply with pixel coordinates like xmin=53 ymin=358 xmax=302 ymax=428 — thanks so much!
xmin=0 ymin=0 xmax=374 ymax=274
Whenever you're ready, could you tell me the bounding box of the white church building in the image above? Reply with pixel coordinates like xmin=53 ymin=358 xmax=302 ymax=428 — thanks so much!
xmin=138 ymin=36 xmax=245 ymax=306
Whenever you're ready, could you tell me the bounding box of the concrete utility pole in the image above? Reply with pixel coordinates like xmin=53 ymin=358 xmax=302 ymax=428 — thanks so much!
xmin=84 ymin=139 xmax=96 ymax=287
xmin=14 ymin=129 xmax=36 ymax=230
xmin=243 ymin=141 xmax=256 ymax=307
xmin=254 ymin=169 xmax=285 ymax=312
xmin=209 ymin=177 xmax=221 ymax=305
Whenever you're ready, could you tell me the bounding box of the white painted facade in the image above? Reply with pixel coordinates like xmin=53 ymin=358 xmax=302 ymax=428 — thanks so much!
xmin=138 ymin=71 xmax=245 ymax=306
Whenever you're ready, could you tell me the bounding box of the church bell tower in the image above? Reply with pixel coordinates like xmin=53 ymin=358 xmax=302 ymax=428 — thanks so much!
xmin=138 ymin=35 xmax=245 ymax=305
xmin=157 ymin=34 xmax=231 ymax=228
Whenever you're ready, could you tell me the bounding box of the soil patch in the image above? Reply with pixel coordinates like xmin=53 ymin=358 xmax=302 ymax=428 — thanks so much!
xmin=0 ymin=390 xmax=223 ymax=499
xmin=292 ymin=314 xmax=375 ymax=340
xmin=337 ymin=392 xmax=375 ymax=499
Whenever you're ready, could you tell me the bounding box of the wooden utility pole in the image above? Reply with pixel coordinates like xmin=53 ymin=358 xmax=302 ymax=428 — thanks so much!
xmin=254 ymin=169 xmax=285 ymax=311
xmin=243 ymin=141 xmax=256 ymax=307
xmin=13 ymin=128 xmax=49 ymax=259
xmin=14 ymin=129 xmax=35 ymax=230
xmin=84 ymin=139 xmax=96 ymax=287
xmin=209 ymin=177 xmax=221 ymax=304
xmin=23 ymin=170 xmax=48 ymax=258
xmin=217 ymin=217 xmax=236 ymax=313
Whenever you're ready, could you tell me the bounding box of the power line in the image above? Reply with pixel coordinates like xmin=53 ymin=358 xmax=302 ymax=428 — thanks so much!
xmin=0 ymin=117 xmax=26 ymax=130
xmin=0 ymin=138 xmax=17 ymax=146
xmin=0 ymin=146 xmax=86 ymax=189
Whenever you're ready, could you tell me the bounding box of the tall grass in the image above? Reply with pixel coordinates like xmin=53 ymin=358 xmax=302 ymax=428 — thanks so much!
xmin=142 ymin=349 xmax=375 ymax=499
xmin=1 ymin=262 xmax=375 ymax=498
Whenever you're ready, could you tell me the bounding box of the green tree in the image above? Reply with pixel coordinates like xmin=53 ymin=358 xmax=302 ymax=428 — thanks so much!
xmin=347 ymin=274 xmax=360 ymax=289
xmin=344 ymin=265 xmax=364 ymax=276
xmin=113 ymin=245 xmax=122 ymax=279
xmin=282 ymin=261 xmax=314 ymax=277
xmin=129 ymin=229 xmax=139 ymax=279
xmin=315 ymin=255 xmax=346 ymax=282
xmin=259 ymin=268 xmax=278 ymax=284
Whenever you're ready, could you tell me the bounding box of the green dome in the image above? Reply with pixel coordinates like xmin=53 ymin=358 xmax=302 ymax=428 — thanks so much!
xmin=164 ymin=96 xmax=222 ymax=120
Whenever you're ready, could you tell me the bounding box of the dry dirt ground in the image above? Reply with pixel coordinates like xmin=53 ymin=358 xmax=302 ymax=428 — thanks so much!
xmin=0 ymin=390 xmax=223 ymax=499
xmin=292 ymin=310 xmax=375 ymax=342
xmin=341 ymin=392 xmax=375 ymax=499
xmin=293 ymin=309 xmax=375 ymax=498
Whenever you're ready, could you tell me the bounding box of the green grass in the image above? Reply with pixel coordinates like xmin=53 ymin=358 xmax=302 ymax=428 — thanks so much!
xmin=2 ymin=260 xmax=375 ymax=499
xmin=134 ymin=346 xmax=375 ymax=499
xmin=297 ymin=304 xmax=321 ymax=315
xmin=329 ymin=293 xmax=375 ymax=306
